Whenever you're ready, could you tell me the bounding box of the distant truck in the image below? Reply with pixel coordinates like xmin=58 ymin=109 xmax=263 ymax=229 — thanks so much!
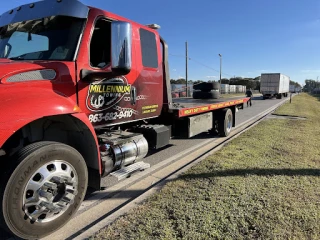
xmin=260 ymin=73 xmax=290 ymax=99
xmin=290 ymin=85 xmax=295 ymax=93
xmin=290 ymin=85 xmax=301 ymax=93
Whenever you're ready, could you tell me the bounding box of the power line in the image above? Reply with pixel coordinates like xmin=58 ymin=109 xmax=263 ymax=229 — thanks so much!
xmin=169 ymin=53 xmax=234 ymax=78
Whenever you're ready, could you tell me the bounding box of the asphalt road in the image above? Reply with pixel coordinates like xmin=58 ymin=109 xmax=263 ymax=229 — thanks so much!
xmin=1 ymin=94 xmax=288 ymax=240
xmin=100 ymin=94 xmax=287 ymax=188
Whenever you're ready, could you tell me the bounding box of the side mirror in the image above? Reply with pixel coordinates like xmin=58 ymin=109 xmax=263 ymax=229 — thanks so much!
xmin=111 ymin=21 xmax=132 ymax=75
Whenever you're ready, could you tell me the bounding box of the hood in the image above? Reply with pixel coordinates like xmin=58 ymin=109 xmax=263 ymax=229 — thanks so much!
xmin=0 ymin=60 xmax=54 ymax=81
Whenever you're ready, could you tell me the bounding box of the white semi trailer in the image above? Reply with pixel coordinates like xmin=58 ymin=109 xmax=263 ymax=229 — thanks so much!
xmin=260 ymin=73 xmax=290 ymax=99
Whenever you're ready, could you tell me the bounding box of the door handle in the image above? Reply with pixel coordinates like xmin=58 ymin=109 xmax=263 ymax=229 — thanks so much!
xmin=131 ymin=86 xmax=136 ymax=105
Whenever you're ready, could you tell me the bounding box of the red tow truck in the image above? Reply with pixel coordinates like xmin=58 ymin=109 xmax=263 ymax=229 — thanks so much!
xmin=0 ymin=0 xmax=248 ymax=239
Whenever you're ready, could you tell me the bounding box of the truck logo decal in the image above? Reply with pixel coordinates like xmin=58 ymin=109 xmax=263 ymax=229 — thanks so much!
xmin=86 ymin=76 xmax=131 ymax=112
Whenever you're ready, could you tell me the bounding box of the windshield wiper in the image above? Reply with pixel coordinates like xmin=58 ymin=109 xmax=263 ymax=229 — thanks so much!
xmin=8 ymin=56 xmax=25 ymax=60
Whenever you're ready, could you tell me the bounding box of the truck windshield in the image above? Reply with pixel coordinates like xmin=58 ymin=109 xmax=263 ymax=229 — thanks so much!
xmin=0 ymin=15 xmax=84 ymax=61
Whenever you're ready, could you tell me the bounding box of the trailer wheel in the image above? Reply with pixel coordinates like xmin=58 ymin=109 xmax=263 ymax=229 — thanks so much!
xmin=193 ymin=82 xmax=220 ymax=91
xmin=218 ymin=108 xmax=233 ymax=137
xmin=0 ymin=141 xmax=88 ymax=240
xmin=193 ymin=90 xmax=220 ymax=99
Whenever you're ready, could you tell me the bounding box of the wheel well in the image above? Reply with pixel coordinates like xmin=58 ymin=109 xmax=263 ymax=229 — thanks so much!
xmin=2 ymin=115 xmax=101 ymax=190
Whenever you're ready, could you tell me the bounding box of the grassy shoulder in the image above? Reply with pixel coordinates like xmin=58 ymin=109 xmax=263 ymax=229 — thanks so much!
xmin=93 ymin=93 xmax=320 ymax=240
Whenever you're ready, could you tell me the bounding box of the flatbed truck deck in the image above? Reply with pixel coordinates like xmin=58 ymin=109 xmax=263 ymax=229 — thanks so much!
xmin=171 ymin=97 xmax=249 ymax=117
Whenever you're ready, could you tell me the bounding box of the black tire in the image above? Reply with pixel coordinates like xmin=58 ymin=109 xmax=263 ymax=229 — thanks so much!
xmin=193 ymin=90 xmax=220 ymax=99
xmin=217 ymin=108 xmax=233 ymax=137
xmin=193 ymin=82 xmax=220 ymax=91
xmin=0 ymin=141 xmax=88 ymax=240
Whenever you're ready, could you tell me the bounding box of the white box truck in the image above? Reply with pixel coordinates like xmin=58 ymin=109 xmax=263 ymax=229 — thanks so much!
xmin=260 ymin=73 xmax=290 ymax=99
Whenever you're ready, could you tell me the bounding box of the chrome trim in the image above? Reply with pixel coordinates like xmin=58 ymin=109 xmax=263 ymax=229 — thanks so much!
xmin=0 ymin=149 xmax=6 ymax=156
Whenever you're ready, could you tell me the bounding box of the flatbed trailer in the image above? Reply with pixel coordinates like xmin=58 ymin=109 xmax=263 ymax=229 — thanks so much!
xmin=171 ymin=97 xmax=248 ymax=117
xmin=0 ymin=0 xmax=249 ymax=239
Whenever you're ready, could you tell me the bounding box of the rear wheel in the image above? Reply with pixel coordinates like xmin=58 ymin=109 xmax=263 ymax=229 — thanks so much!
xmin=0 ymin=141 xmax=88 ymax=240
xmin=217 ymin=108 xmax=233 ymax=137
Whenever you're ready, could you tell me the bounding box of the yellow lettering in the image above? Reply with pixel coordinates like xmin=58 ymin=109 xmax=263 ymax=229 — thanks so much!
xmin=142 ymin=105 xmax=159 ymax=110
xmin=89 ymin=84 xmax=131 ymax=94
xmin=124 ymin=86 xmax=130 ymax=93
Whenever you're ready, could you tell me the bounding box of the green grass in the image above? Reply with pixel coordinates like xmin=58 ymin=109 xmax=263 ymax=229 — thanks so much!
xmin=92 ymin=93 xmax=320 ymax=240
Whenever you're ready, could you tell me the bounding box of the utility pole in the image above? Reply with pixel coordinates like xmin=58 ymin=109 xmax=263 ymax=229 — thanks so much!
xmin=219 ymin=54 xmax=222 ymax=92
xmin=185 ymin=41 xmax=188 ymax=97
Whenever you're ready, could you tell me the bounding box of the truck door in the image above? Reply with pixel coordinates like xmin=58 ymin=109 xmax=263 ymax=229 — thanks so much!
xmin=132 ymin=27 xmax=163 ymax=119
xmin=76 ymin=15 xmax=163 ymax=127
xmin=76 ymin=17 xmax=139 ymax=127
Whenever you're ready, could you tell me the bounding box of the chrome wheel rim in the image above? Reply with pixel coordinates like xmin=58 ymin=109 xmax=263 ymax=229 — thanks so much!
xmin=227 ymin=114 xmax=232 ymax=133
xmin=22 ymin=160 xmax=78 ymax=223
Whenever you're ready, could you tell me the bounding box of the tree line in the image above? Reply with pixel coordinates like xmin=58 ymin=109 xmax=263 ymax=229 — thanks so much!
xmin=171 ymin=76 xmax=301 ymax=91
xmin=303 ymin=79 xmax=320 ymax=92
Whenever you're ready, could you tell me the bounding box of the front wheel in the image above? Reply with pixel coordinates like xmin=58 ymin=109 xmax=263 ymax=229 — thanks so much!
xmin=0 ymin=141 xmax=88 ymax=240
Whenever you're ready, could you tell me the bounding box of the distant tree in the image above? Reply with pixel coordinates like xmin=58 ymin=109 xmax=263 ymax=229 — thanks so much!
xmin=170 ymin=79 xmax=177 ymax=84
xmin=194 ymin=80 xmax=204 ymax=84
xmin=303 ymin=79 xmax=319 ymax=92
xmin=176 ymin=78 xmax=186 ymax=84
xmin=220 ymin=78 xmax=230 ymax=84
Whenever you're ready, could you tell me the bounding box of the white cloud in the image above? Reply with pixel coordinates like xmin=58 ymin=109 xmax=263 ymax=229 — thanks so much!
xmin=206 ymin=76 xmax=217 ymax=78
xmin=172 ymin=69 xmax=177 ymax=72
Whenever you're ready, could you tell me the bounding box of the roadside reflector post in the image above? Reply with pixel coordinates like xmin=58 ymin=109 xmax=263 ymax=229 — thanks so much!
xmin=290 ymin=93 xmax=292 ymax=103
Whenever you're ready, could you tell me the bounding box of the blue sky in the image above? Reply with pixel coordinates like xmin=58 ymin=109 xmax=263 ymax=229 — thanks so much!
xmin=3 ymin=0 xmax=320 ymax=85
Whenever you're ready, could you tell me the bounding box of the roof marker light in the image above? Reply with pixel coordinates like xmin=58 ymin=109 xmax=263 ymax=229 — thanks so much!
xmin=146 ymin=24 xmax=161 ymax=30
xmin=17 ymin=7 xmax=21 ymax=11
xmin=29 ymin=3 xmax=35 ymax=8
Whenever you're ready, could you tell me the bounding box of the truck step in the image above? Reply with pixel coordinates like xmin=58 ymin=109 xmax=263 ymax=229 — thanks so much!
xmin=110 ymin=162 xmax=151 ymax=181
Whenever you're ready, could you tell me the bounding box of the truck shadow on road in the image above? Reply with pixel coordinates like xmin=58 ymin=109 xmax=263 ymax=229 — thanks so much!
xmin=180 ymin=168 xmax=320 ymax=179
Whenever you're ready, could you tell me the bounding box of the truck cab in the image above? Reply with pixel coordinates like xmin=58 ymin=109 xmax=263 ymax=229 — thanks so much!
xmin=0 ymin=1 xmax=247 ymax=239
